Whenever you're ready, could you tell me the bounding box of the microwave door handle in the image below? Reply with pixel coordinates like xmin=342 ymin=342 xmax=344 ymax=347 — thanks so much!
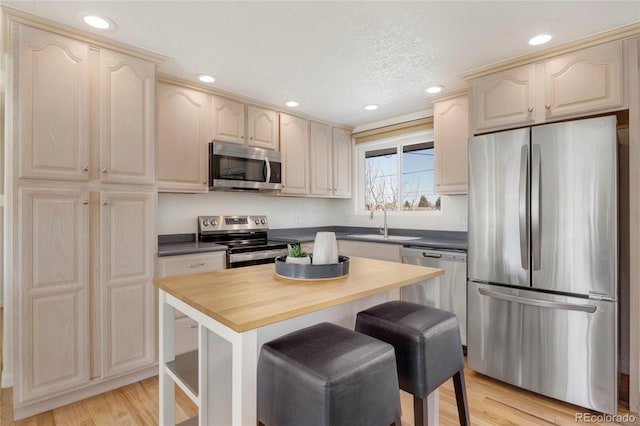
xmin=264 ymin=158 xmax=271 ymax=183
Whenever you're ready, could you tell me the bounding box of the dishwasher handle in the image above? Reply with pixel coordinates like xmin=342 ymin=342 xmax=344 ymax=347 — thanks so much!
xmin=422 ymin=253 xmax=442 ymax=259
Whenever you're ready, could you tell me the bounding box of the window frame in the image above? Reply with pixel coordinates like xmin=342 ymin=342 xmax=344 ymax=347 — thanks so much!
xmin=354 ymin=129 xmax=441 ymax=215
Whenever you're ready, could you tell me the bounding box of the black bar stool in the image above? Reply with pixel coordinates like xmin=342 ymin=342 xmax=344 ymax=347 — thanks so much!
xmin=355 ymin=301 xmax=470 ymax=426
xmin=257 ymin=322 xmax=402 ymax=426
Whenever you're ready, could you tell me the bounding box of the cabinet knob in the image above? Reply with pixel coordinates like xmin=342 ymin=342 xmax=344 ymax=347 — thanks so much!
xmin=102 ymin=200 xmax=109 ymax=206
xmin=187 ymin=324 xmax=198 ymax=329
xmin=82 ymin=200 xmax=89 ymax=205
xmin=545 ymin=104 xmax=551 ymax=110
xmin=82 ymin=165 xmax=89 ymax=172
xmin=187 ymin=263 xmax=206 ymax=268
xmin=250 ymin=137 xmax=254 ymax=140
xmin=527 ymin=107 xmax=533 ymax=113
xmin=102 ymin=168 xmax=109 ymax=173
xmin=202 ymin=179 xmax=207 ymax=184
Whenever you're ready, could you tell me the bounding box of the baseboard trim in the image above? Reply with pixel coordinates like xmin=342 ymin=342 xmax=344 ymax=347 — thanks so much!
xmin=13 ymin=366 xmax=159 ymax=420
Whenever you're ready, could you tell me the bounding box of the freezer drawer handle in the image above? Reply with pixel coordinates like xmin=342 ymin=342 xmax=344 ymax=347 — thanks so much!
xmin=478 ymin=288 xmax=597 ymax=313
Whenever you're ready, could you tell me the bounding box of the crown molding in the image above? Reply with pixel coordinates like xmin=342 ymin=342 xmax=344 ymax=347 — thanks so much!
xmin=461 ymin=22 xmax=640 ymax=81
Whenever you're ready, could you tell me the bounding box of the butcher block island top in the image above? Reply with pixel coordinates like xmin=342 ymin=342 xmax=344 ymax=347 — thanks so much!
xmin=154 ymin=256 xmax=444 ymax=332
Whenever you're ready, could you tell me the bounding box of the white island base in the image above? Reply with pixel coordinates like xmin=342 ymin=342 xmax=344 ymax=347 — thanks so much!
xmin=155 ymin=258 xmax=443 ymax=426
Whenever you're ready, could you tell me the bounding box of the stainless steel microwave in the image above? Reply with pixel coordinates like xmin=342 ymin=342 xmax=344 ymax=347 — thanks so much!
xmin=209 ymin=141 xmax=283 ymax=191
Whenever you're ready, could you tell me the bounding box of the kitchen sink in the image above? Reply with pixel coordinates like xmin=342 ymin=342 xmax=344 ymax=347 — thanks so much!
xmin=347 ymin=234 xmax=422 ymax=241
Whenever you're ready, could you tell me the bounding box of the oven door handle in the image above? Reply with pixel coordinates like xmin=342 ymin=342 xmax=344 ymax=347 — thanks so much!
xmin=229 ymin=248 xmax=287 ymax=263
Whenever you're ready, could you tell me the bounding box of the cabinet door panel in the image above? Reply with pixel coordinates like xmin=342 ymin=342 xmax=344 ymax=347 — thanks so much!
xmin=100 ymin=50 xmax=155 ymax=184
xmin=213 ymin=96 xmax=245 ymax=144
xmin=17 ymin=25 xmax=89 ymax=181
xmin=544 ymin=41 xmax=623 ymax=118
xmin=332 ymin=128 xmax=352 ymax=198
xmin=247 ymin=106 xmax=278 ymax=150
xmin=434 ymin=95 xmax=469 ymax=194
xmin=157 ymin=83 xmax=210 ymax=192
xmin=101 ymin=191 xmax=155 ymax=376
xmin=19 ymin=188 xmax=89 ymax=401
xmin=472 ymin=64 xmax=535 ymax=132
xmin=310 ymin=122 xmax=332 ymax=196
xmin=279 ymin=114 xmax=309 ymax=195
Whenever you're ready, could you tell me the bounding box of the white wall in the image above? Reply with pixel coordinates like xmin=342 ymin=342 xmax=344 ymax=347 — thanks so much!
xmin=158 ymin=192 xmax=351 ymax=234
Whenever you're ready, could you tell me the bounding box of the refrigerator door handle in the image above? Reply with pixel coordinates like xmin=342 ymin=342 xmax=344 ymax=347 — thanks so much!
xmin=477 ymin=287 xmax=597 ymax=313
xmin=531 ymin=144 xmax=542 ymax=270
xmin=518 ymin=145 xmax=529 ymax=270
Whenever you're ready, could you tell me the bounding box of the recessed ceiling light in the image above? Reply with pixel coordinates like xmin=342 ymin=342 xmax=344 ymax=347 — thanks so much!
xmin=81 ymin=14 xmax=114 ymax=30
xmin=285 ymin=101 xmax=299 ymax=107
xmin=528 ymin=33 xmax=553 ymax=46
xmin=197 ymin=74 xmax=215 ymax=83
xmin=364 ymin=104 xmax=379 ymax=111
xmin=425 ymin=85 xmax=444 ymax=94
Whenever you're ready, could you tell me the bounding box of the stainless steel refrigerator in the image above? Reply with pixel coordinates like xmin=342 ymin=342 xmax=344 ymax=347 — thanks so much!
xmin=467 ymin=115 xmax=618 ymax=415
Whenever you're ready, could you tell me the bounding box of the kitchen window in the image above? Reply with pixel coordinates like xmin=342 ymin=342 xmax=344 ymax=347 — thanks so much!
xmin=357 ymin=130 xmax=440 ymax=212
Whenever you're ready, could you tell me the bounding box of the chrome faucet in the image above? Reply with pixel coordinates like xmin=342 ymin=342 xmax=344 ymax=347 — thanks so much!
xmin=369 ymin=204 xmax=388 ymax=238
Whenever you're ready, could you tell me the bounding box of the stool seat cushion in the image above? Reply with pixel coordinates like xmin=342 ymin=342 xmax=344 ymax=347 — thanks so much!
xmin=355 ymin=301 xmax=464 ymax=399
xmin=258 ymin=322 xmax=401 ymax=426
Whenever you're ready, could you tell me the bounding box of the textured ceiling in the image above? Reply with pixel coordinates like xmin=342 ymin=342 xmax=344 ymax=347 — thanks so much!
xmin=3 ymin=1 xmax=639 ymax=127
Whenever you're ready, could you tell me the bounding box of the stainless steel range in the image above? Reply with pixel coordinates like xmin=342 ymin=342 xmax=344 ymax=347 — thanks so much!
xmin=198 ymin=215 xmax=289 ymax=268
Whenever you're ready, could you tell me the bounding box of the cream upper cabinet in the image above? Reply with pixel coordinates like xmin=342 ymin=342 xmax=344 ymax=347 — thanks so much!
xmin=99 ymin=49 xmax=155 ymax=185
xmin=100 ymin=191 xmax=155 ymax=377
xmin=470 ymin=40 xmax=625 ymax=133
xmin=310 ymin=122 xmax=333 ymax=196
xmin=332 ymin=127 xmax=352 ymax=198
xmin=541 ymin=41 xmax=624 ymax=119
xmin=471 ymin=64 xmax=536 ymax=133
xmin=212 ymin=96 xmax=245 ymax=144
xmin=18 ymin=188 xmax=90 ymax=402
xmin=16 ymin=25 xmax=90 ymax=181
xmin=157 ymin=82 xmax=210 ymax=192
xmin=280 ymin=113 xmax=310 ymax=195
xmin=247 ymin=105 xmax=278 ymax=150
xmin=434 ymin=94 xmax=469 ymax=194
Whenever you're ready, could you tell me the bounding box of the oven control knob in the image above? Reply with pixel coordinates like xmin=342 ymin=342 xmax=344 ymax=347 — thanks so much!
xmin=203 ymin=219 xmax=210 ymax=226
xmin=255 ymin=219 xmax=260 ymax=225
xmin=260 ymin=218 xmax=266 ymax=224
xmin=212 ymin=219 xmax=217 ymax=226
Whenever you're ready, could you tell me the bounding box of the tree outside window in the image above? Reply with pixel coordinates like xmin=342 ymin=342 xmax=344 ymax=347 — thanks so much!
xmin=364 ymin=141 xmax=440 ymax=211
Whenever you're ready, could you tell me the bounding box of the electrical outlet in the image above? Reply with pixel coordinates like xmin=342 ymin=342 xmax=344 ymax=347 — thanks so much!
xmin=458 ymin=215 xmax=467 ymax=227
xmin=294 ymin=212 xmax=302 ymax=224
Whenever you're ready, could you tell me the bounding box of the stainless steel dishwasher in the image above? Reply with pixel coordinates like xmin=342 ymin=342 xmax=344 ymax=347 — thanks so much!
xmin=400 ymin=246 xmax=467 ymax=346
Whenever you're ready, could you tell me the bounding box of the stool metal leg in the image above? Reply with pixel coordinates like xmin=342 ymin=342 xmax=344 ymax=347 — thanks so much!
xmin=453 ymin=370 xmax=470 ymax=426
xmin=413 ymin=395 xmax=428 ymax=426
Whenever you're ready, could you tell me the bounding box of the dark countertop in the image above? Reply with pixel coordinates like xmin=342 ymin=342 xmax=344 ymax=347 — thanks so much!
xmin=158 ymin=227 xmax=467 ymax=257
xmin=268 ymin=226 xmax=467 ymax=251
xmin=157 ymin=234 xmax=227 ymax=257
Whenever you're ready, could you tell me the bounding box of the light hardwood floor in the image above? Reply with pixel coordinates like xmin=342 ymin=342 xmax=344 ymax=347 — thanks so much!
xmin=0 ymin=308 xmax=637 ymax=425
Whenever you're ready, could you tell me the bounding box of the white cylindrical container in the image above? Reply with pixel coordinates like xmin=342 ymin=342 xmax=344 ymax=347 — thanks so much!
xmin=313 ymin=232 xmax=339 ymax=265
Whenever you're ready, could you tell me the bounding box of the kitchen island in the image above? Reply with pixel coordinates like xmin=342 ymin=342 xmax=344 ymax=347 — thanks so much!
xmin=154 ymin=256 xmax=444 ymax=426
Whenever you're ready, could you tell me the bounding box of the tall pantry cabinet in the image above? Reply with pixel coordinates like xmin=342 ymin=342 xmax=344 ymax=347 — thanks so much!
xmin=6 ymin=19 xmax=161 ymax=418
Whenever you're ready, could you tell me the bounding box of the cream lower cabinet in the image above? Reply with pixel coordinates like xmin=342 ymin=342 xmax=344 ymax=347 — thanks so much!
xmin=433 ymin=93 xmax=469 ymax=194
xmin=338 ymin=240 xmax=402 ymax=263
xmin=16 ymin=189 xmax=156 ymax=408
xmin=156 ymin=251 xmax=226 ymax=354
xmin=471 ymin=40 xmax=625 ymax=134
xmin=18 ymin=188 xmax=91 ymax=401
xmin=157 ymin=82 xmax=210 ymax=192
xmin=280 ymin=113 xmax=310 ymax=195
xmin=99 ymin=191 xmax=155 ymax=377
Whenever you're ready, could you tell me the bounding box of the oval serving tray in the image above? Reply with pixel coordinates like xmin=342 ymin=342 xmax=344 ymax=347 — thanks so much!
xmin=274 ymin=255 xmax=350 ymax=280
